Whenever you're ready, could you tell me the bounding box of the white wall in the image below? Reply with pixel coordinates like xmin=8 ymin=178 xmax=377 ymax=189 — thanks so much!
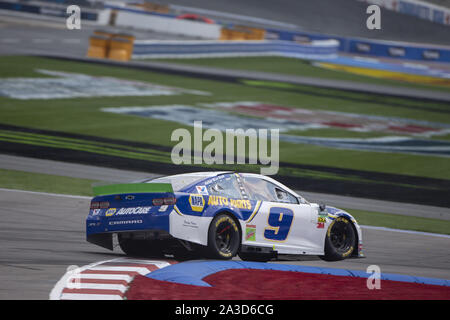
xmin=115 ymin=11 xmax=222 ymax=39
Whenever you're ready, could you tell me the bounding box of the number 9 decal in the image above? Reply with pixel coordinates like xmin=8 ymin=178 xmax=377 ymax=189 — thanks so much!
xmin=264 ymin=207 xmax=294 ymax=241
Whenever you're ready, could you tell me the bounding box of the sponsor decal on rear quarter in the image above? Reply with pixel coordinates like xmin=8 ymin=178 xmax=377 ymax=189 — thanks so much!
xmin=189 ymin=194 xmax=205 ymax=212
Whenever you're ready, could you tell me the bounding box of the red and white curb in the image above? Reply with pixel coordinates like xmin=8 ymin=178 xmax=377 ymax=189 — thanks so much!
xmin=49 ymin=258 xmax=176 ymax=300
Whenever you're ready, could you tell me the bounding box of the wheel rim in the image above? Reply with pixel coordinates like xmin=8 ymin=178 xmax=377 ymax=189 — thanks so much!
xmin=330 ymin=220 xmax=353 ymax=253
xmin=215 ymin=219 xmax=237 ymax=256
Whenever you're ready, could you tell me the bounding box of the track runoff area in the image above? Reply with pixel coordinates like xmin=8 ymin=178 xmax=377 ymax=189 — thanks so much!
xmin=1 ymin=13 xmax=449 ymax=305
xmin=1 ymin=61 xmax=449 ymax=301
xmin=0 ymin=58 xmax=449 ymax=301
xmin=50 ymin=257 xmax=450 ymax=301
xmin=1 ymin=183 xmax=447 ymax=301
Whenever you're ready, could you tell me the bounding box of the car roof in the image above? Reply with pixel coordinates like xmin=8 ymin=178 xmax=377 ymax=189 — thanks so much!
xmin=145 ymin=171 xmax=300 ymax=198
xmin=145 ymin=171 xmax=231 ymax=191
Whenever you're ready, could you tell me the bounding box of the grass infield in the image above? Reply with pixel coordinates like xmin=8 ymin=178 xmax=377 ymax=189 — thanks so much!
xmin=0 ymin=55 xmax=449 ymax=209
xmin=154 ymin=56 xmax=450 ymax=93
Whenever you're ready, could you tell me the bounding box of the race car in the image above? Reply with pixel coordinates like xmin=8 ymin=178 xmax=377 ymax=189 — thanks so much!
xmin=86 ymin=172 xmax=364 ymax=261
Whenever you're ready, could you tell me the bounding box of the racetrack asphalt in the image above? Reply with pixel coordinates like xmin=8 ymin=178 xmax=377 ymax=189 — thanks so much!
xmin=47 ymin=54 xmax=450 ymax=103
xmin=1 ymin=8 xmax=449 ymax=299
xmin=0 ymin=188 xmax=448 ymax=299
xmin=1 ymin=12 xmax=449 ymax=102
xmin=1 ymin=154 xmax=449 ymax=220
xmin=156 ymin=0 xmax=450 ymax=46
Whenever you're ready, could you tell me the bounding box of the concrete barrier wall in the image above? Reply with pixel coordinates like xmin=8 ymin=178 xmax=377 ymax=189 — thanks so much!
xmin=132 ymin=40 xmax=339 ymax=60
xmin=115 ymin=10 xmax=222 ymax=39
xmin=0 ymin=0 xmax=109 ymax=24
xmin=359 ymin=0 xmax=450 ymax=25
xmin=265 ymin=28 xmax=450 ymax=62
xmin=104 ymin=3 xmax=450 ymax=62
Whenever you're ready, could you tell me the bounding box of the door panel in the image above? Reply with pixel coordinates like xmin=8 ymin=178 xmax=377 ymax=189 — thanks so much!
xmin=245 ymin=201 xmax=323 ymax=254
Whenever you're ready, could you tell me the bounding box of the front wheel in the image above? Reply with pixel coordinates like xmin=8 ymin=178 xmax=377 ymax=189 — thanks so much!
xmin=206 ymin=214 xmax=241 ymax=260
xmin=319 ymin=217 xmax=356 ymax=261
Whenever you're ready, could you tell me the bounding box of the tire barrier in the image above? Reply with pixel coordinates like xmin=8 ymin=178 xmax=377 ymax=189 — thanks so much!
xmin=87 ymin=31 xmax=135 ymax=61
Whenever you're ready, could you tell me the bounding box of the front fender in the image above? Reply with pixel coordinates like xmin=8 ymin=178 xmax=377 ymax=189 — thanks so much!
xmin=326 ymin=206 xmax=364 ymax=258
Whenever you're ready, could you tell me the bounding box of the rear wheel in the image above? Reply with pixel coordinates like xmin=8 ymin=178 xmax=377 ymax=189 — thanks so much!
xmin=206 ymin=214 xmax=241 ymax=260
xmin=319 ymin=217 xmax=356 ymax=261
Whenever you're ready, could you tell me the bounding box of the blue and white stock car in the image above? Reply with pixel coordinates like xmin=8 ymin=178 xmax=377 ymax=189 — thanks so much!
xmin=87 ymin=172 xmax=364 ymax=261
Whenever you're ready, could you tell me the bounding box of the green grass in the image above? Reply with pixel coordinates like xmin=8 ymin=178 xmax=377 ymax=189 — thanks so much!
xmin=346 ymin=208 xmax=450 ymax=235
xmin=286 ymin=128 xmax=397 ymax=139
xmin=0 ymin=168 xmax=98 ymax=196
xmin=0 ymin=55 xmax=449 ymax=182
xmin=0 ymin=168 xmax=448 ymax=234
xmin=155 ymin=56 xmax=450 ymax=93
xmin=430 ymin=133 xmax=450 ymax=141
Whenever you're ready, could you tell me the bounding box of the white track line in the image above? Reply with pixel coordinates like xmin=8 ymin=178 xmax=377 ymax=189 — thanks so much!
xmin=0 ymin=188 xmax=91 ymax=199
xmin=70 ymin=283 xmax=128 ymax=292
xmin=88 ymin=266 xmax=154 ymax=275
xmin=50 ymin=258 xmax=173 ymax=300
xmin=111 ymin=258 xmax=173 ymax=267
xmin=2 ymin=189 xmax=447 ymax=239
xmin=77 ymin=274 xmax=133 ymax=281
xmin=60 ymin=293 xmax=123 ymax=300
xmin=361 ymin=225 xmax=450 ymax=239
xmin=50 ymin=258 xmax=116 ymax=300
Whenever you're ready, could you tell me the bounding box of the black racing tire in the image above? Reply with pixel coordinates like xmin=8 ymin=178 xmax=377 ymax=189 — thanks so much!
xmin=238 ymin=251 xmax=274 ymax=262
xmin=319 ymin=217 xmax=356 ymax=262
xmin=118 ymin=234 xmax=162 ymax=257
xmin=206 ymin=214 xmax=241 ymax=260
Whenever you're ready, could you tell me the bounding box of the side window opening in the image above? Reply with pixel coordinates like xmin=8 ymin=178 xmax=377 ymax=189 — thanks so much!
xmin=206 ymin=174 xmax=242 ymax=199
xmin=243 ymin=177 xmax=298 ymax=204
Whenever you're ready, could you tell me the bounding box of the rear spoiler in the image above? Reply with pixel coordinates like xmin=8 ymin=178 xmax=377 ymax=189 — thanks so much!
xmin=92 ymin=183 xmax=173 ymax=196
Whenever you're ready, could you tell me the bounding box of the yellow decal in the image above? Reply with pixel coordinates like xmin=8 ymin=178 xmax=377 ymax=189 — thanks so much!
xmin=230 ymin=199 xmax=252 ymax=210
xmin=189 ymin=194 xmax=205 ymax=212
xmin=207 ymin=195 xmax=228 ymax=206
xmin=317 ymin=62 xmax=450 ymax=87
xmin=208 ymin=196 xmax=252 ymax=210
xmin=105 ymin=208 xmax=116 ymax=217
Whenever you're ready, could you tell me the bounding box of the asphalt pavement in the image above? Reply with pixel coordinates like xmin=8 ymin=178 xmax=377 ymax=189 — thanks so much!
xmin=0 ymin=188 xmax=448 ymax=299
xmin=157 ymin=0 xmax=450 ymax=46
xmin=0 ymin=5 xmax=449 ymax=300
xmin=1 ymin=154 xmax=449 ymax=220
xmin=1 ymin=11 xmax=449 ymax=102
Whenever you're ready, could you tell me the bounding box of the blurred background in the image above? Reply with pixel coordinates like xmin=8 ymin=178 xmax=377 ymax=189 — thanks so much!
xmin=1 ymin=0 xmax=450 ymax=300
xmin=0 ymin=0 xmax=449 ymax=230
